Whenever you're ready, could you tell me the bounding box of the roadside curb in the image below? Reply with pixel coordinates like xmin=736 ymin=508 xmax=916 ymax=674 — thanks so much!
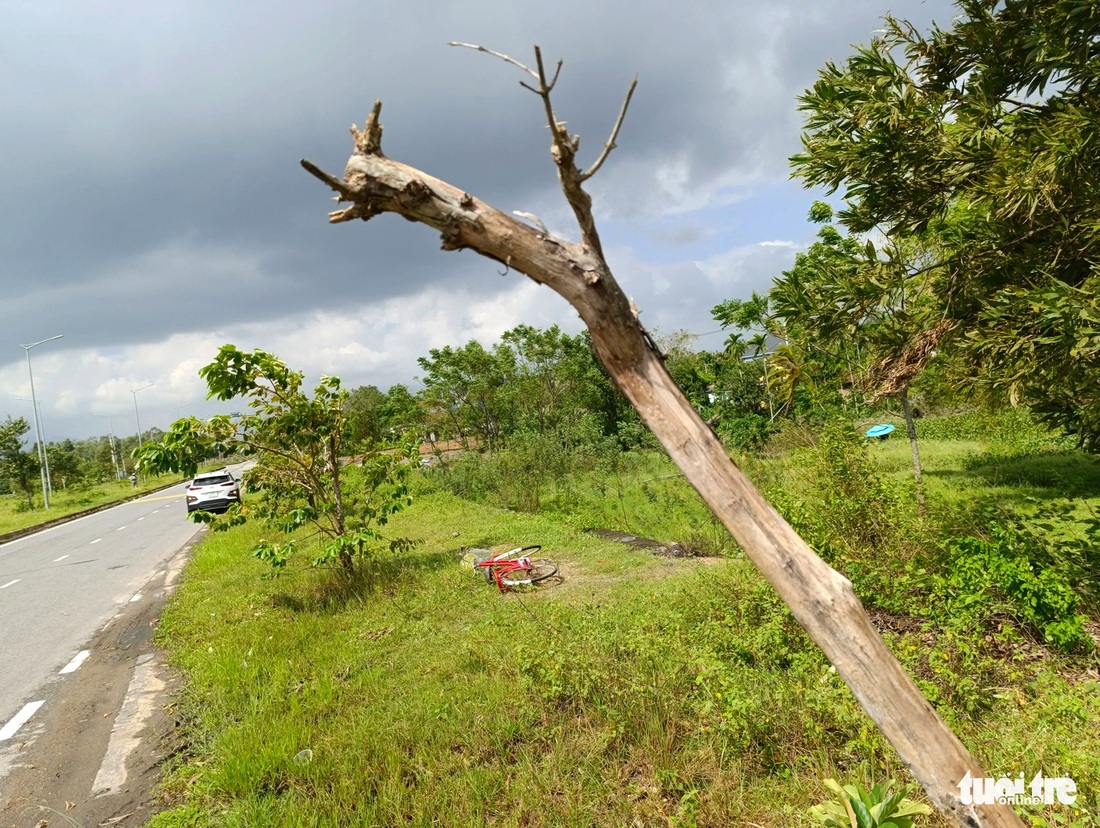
xmin=0 ymin=478 xmax=188 ymax=546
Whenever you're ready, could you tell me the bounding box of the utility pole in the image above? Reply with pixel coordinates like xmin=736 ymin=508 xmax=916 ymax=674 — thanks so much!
xmin=131 ymin=383 xmax=154 ymax=480
xmin=93 ymin=413 xmax=122 ymax=479
xmin=20 ymin=335 xmax=63 ymax=509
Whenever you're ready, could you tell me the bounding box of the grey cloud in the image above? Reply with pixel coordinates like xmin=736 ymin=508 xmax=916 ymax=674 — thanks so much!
xmin=2 ymin=0 xmax=958 ymax=369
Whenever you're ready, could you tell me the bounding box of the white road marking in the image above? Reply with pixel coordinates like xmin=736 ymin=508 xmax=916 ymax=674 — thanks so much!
xmin=90 ymin=538 xmax=102 ymax=545
xmin=138 ymin=517 xmax=145 ymax=521
xmin=92 ymin=654 xmax=165 ymax=795
xmin=0 ymin=580 xmax=19 ymax=590
xmin=60 ymin=650 xmax=90 ymax=674
xmin=0 ymin=701 xmax=45 ymax=741
xmin=54 ymin=554 xmax=70 ymax=562
xmin=116 ymin=526 xmax=126 ymax=531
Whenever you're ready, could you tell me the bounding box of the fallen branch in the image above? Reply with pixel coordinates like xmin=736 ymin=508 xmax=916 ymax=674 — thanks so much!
xmin=301 ymin=46 xmax=1021 ymax=828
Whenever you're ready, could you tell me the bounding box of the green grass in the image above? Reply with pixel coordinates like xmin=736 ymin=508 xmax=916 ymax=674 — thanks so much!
xmin=150 ymin=477 xmax=1100 ymax=826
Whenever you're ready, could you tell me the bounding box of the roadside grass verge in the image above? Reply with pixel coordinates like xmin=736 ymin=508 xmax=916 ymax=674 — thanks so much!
xmin=0 ymin=473 xmax=188 ymax=536
xmin=151 ymin=488 xmax=1100 ymax=826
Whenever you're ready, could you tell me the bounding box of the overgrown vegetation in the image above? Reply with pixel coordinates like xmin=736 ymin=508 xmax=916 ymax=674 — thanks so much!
xmin=147 ymin=417 xmax=1100 ymax=826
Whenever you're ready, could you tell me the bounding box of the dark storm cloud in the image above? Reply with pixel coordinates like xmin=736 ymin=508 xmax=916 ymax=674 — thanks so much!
xmin=1 ymin=0 xmax=959 ymax=353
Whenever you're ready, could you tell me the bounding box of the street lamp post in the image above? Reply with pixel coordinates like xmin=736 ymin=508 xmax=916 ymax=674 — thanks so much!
xmin=16 ymin=396 xmax=47 ymax=492
xmin=131 ymin=383 xmax=154 ymax=480
xmin=20 ymin=335 xmax=63 ymax=510
xmin=93 ymin=413 xmax=122 ymax=480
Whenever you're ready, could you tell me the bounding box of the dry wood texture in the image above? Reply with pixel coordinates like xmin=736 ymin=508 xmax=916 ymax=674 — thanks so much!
xmin=301 ymin=47 xmax=1022 ymax=828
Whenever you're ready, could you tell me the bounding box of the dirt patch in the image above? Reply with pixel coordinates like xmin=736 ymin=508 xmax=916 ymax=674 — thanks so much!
xmin=586 ymin=528 xmax=704 ymax=558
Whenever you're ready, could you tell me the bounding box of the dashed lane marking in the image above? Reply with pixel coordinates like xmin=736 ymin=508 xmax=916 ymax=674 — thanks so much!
xmin=60 ymin=650 xmax=90 ymax=674
xmin=0 ymin=580 xmax=19 ymax=590
xmin=54 ymin=554 xmax=70 ymax=562
xmin=116 ymin=526 xmax=126 ymax=531
xmin=0 ymin=701 xmax=45 ymax=741
xmin=91 ymin=538 xmax=102 ymax=544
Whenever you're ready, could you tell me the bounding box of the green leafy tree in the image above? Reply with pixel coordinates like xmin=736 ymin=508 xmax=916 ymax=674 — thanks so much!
xmin=135 ymin=345 xmax=418 ymax=574
xmin=344 ymin=384 xmax=387 ymax=447
xmin=712 ymin=292 xmax=781 ymax=420
xmin=499 ymin=324 xmax=632 ymax=449
xmin=417 ymin=340 xmax=512 ymax=450
xmin=767 ymin=203 xmax=946 ymax=504
xmin=1 ymin=416 xmax=39 ymax=509
xmin=661 ymin=327 xmax=772 ymax=450
xmin=45 ymin=439 xmax=85 ymax=489
xmin=380 ymin=384 xmax=424 ymax=440
xmin=793 ymin=0 xmax=1100 ymax=448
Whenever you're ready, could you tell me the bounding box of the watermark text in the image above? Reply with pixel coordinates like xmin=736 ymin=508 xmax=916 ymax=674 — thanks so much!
xmin=957 ymin=771 xmax=1077 ymax=806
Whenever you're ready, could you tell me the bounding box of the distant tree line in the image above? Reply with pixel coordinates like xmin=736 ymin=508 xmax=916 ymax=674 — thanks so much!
xmin=0 ymin=416 xmax=163 ymax=507
xmin=339 ymin=318 xmax=902 ymax=462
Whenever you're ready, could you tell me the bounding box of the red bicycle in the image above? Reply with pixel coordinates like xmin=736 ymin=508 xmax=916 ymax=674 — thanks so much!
xmin=474 ymin=545 xmax=558 ymax=591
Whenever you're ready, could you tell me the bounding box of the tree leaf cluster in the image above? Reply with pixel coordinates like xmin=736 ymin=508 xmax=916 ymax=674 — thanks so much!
xmin=415 ymin=324 xmax=638 ymax=453
xmin=792 ymin=0 xmax=1100 ymax=448
xmin=0 ymin=416 xmax=39 ymax=509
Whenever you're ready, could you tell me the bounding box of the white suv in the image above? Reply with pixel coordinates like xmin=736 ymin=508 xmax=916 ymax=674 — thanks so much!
xmin=186 ymin=470 xmax=242 ymax=514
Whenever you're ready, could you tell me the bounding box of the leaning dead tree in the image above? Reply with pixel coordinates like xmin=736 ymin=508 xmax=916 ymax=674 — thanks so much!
xmin=302 ymin=45 xmax=1021 ymax=828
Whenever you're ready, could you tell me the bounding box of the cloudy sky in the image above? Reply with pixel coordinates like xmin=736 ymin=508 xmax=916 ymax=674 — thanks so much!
xmin=1 ymin=0 xmax=959 ymax=441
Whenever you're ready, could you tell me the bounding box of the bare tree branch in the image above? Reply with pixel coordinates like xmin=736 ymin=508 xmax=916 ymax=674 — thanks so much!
xmin=300 ymin=159 xmax=356 ymax=201
xmin=580 ymin=75 xmax=639 ymax=182
xmin=449 ymin=41 xmax=539 ymax=81
xmin=352 ymin=99 xmax=385 ymax=156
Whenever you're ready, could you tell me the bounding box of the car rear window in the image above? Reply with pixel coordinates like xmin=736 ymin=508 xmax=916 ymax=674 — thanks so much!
xmin=193 ymin=474 xmax=233 ymax=486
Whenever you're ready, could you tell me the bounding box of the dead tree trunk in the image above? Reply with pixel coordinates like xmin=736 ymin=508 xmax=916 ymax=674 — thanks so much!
xmin=301 ymin=46 xmax=1021 ymax=828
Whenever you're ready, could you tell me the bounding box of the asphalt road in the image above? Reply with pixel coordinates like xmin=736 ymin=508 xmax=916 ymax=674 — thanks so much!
xmin=0 ymin=481 xmax=200 ymax=735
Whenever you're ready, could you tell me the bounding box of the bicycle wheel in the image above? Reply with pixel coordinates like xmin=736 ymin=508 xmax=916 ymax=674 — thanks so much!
xmin=498 ymin=559 xmax=558 ymax=587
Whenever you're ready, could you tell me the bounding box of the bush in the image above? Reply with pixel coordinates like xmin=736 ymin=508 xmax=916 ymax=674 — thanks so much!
xmin=930 ymin=528 xmax=1088 ymax=652
xmin=759 ymin=422 xmax=917 ymax=609
xmin=717 ymin=414 xmax=773 ymax=452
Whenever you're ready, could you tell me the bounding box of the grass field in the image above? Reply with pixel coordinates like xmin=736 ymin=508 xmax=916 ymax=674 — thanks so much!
xmin=144 ymin=421 xmax=1100 ymax=826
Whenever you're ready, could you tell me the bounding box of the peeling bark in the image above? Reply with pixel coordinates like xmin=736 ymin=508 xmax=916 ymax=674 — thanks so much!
xmin=301 ymin=49 xmax=1021 ymax=827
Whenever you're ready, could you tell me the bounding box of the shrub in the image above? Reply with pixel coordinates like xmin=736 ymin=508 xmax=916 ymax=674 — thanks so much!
xmin=931 ymin=528 xmax=1088 ymax=652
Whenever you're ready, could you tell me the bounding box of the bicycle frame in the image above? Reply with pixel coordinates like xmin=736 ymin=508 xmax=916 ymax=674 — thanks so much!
xmin=475 ymin=546 xmax=540 ymax=591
